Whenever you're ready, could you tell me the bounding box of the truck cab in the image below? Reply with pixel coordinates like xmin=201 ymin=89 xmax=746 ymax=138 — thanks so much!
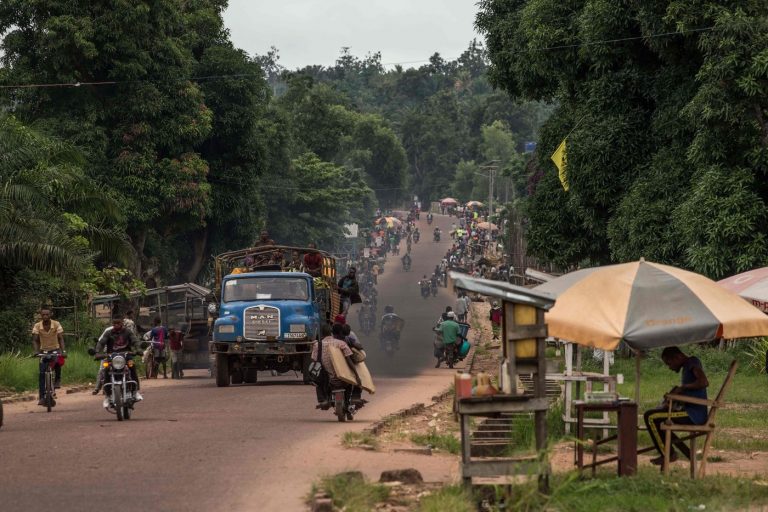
xmin=208 ymin=246 xmax=339 ymax=386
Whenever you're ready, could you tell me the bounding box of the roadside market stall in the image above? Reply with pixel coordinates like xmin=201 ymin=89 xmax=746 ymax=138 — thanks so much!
xmin=535 ymin=259 xmax=768 ymax=476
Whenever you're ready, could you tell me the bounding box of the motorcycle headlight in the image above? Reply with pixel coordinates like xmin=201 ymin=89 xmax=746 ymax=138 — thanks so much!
xmin=112 ymin=355 xmax=126 ymax=370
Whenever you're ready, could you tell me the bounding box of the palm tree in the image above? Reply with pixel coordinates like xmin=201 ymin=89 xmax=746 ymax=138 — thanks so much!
xmin=0 ymin=114 xmax=133 ymax=275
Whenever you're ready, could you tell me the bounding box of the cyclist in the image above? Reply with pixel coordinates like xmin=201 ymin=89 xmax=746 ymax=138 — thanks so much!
xmin=32 ymin=308 xmax=66 ymax=406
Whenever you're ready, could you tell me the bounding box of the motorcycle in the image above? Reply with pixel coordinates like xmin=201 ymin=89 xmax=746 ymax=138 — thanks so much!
xmin=420 ymin=282 xmax=431 ymax=299
xmin=89 ymin=347 xmax=145 ymax=421
xmin=430 ymin=280 xmax=438 ymax=297
xmin=433 ymin=232 xmax=441 ymax=242
xmin=380 ymin=331 xmax=399 ymax=356
xmin=402 ymin=260 xmax=411 ymax=272
xmin=358 ymin=308 xmax=375 ymax=335
xmin=427 ymin=215 xmax=433 ymax=225
xmin=413 ymin=231 xmax=420 ymax=243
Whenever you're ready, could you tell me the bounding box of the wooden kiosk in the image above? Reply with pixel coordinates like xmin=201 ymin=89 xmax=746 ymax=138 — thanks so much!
xmin=450 ymin=273 xmax=556 ymax=489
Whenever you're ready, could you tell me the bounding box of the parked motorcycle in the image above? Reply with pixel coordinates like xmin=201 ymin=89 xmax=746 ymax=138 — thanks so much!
xmin=89 ymin=346 xmax=146 ymax=421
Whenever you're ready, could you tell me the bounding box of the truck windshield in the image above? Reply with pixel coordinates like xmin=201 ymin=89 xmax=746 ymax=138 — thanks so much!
xmin=223 ymin=277 xmax=309 ymax=302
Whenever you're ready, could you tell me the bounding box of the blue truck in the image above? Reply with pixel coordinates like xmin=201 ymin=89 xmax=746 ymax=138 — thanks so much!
xmin=208 ymin=245 xmax=340 ymax=386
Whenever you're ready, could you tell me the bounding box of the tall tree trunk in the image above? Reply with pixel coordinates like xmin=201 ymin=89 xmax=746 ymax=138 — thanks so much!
xmin=184 ymin=227 xmax=209 ymax=283
xmin=130 ymin=227 xmax=148 ymax=279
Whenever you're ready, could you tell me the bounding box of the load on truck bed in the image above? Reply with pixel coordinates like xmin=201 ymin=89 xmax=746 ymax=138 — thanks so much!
xmin=208 ymin=245 xmax=340 ymax=386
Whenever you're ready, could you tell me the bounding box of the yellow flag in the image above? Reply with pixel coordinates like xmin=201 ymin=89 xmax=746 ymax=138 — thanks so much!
xmin=551 ymin=138 xmax=568 ymax=191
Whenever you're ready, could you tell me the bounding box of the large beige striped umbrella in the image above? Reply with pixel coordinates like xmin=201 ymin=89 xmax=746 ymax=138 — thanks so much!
xmin=535 ymin=259 xmax=768 ymax=351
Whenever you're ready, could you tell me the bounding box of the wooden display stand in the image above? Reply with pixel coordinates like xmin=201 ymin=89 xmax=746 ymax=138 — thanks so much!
xmin=450 ymin=273 xmax=555 ymax=490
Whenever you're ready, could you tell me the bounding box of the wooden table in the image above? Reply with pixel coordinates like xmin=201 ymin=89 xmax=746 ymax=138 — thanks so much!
xmin=575 ymin=400 xmax=637 ymax=477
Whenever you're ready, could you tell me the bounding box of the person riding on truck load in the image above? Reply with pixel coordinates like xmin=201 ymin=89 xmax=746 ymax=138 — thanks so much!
xmin=338 ymin=267 xmax=361 ymax=315
xmin=303 ymin=242 xmax=324 ymax=277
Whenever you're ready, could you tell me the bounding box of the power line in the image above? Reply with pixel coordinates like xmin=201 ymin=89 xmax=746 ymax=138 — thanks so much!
xmin=0 ymin=26 xmax=718 ymax=90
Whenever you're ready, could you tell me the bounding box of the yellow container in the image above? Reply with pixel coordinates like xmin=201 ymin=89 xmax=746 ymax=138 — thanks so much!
xmin=512 ymin=303 xmax=537 ymax=359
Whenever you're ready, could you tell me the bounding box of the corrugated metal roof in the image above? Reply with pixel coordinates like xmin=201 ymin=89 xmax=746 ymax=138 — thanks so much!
xmin=450 ymin=272 xmax=556 ymax=310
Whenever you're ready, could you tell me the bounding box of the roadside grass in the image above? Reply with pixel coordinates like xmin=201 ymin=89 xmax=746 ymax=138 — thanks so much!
xmin=310 ymin=472 xmax=389 ymax=512
xmin=417 ymin=485 xmax=474 ymax=512
xmin=495 ymin=468 xmax=768 ymax=512
xmin=411 ymin=429 xmax=461 ymax=454
xmin=0 ymin=343 xmax=98 ymax=392
xmin=341 ymin=430 xmax=379 ymax=450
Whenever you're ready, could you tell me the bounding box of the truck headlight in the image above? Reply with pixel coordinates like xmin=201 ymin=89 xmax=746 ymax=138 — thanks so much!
xmin=218 ymin=325 xmax=235 ymax=334
xmin=290 ymin=324 xmax=306 ymax=333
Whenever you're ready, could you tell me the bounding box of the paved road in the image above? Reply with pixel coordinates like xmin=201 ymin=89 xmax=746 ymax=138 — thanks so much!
xmin=0 ymin=214 xmax=459 ymax=512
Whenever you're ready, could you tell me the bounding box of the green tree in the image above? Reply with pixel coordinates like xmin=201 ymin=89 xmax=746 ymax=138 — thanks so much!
xmin=477 ymin=0 xmax=768 ymax=277
xmin=0 ymin=0 xmax=213 ymax=278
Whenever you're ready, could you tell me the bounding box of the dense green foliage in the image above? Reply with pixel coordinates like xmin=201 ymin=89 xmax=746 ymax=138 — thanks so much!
xmin=0 ymin=1 xmax=550 ymax=352
xmin=477 ymin=0 xmax=768 ymax=277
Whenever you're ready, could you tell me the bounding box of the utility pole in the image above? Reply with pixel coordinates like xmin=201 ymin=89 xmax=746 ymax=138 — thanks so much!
xmin=477 ymin=160 xmax=500 ymax=254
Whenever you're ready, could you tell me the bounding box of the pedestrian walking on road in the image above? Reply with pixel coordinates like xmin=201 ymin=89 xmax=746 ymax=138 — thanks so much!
xmin=455 ymin=293 xmax=468 ymax=323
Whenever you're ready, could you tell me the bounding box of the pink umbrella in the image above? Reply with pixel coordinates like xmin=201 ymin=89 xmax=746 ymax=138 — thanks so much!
xmin=440 ymin=197 xmax=459 ymax=205
xmin=718 ymin=267 xmax=768 ymax=313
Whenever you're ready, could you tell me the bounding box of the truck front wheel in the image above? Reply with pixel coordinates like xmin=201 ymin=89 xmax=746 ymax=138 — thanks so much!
xmin=215 ymin=354 xmax=230 ymax=387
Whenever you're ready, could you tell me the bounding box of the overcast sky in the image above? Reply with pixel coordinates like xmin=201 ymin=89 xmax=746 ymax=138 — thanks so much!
xmin=222 ymin=0 xmax=482 ymax=70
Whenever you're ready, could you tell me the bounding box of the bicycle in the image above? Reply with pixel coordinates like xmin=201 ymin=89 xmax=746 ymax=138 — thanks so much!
xmin=37 ymin=350 xmax=64 ymax=412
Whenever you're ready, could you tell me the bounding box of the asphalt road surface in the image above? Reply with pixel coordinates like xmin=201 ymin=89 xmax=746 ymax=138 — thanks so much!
xmin=0 ymin=214 xmax=460 ymax=512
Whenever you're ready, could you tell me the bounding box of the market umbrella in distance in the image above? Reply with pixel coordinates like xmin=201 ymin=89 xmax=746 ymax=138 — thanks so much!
xmin=718 ymin=267 xmax=768 ymax=313
xmin=466 ymin=200 xmax=484 ymax=209
xmin=476 ymin=221 xmax=498 ymax=231
xmin=440 ymin=197 xmax=459 ymax=206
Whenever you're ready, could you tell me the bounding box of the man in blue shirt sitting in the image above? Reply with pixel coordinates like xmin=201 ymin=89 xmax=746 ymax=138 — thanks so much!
xmin=644 ymin=346 xmax=709 ymax=465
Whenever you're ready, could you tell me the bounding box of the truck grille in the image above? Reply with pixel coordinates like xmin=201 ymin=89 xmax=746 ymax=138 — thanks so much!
xmin=243 ymin=305 xmax=280 ymax=340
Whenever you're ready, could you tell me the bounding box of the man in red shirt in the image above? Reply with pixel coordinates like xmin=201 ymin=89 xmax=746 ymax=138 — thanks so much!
xmin=303 ymin=242 xmax=324 ymax=277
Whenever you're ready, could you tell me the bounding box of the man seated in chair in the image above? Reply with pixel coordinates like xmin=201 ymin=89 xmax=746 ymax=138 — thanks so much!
xmin=644 ymin=346 xmax=709 ymax=465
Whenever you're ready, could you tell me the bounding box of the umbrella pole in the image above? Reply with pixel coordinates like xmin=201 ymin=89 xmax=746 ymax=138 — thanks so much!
xmin=634 ymin=349 xmax=641 ymax=404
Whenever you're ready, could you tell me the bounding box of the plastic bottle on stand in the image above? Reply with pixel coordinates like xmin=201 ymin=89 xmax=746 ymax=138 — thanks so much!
xmin=500 ymin=360 xmax=512 ymax=394
xmin=455 ymin=371 xmax=472 ymax=398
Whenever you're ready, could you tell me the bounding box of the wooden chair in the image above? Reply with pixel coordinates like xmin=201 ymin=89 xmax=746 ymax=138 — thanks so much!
xmin=661 ymin=359 xmax=738 ymax=478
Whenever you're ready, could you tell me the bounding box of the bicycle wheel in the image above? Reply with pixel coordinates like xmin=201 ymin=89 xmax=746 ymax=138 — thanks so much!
xmin=45 ymin=371 xmax=54 ymax=412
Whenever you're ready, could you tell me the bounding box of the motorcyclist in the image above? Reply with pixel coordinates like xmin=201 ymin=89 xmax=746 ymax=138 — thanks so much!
xmin=357 ymin=299 xmax=375 ymax=332
xmin=413 ymin=228 xmax=420 ymax=242
xmin=433 ymin=227 xmax=441 ymax=242
xmin=430 ymin=273 xmax=439 ymax=296
xmin=427 ymin=212 xmax=433 ymax=224
xmin=419 ymin=275 xmax=431 ymax=298
xmin=380 ymin=305 xmax=404 ymax=351
xmin=94 ymin=317 xmax=143 ymax=406
xmin=401 ymin=252 xmax=412 ymax=270
xmin=434 ymin=311 xmax=463 ymax=368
